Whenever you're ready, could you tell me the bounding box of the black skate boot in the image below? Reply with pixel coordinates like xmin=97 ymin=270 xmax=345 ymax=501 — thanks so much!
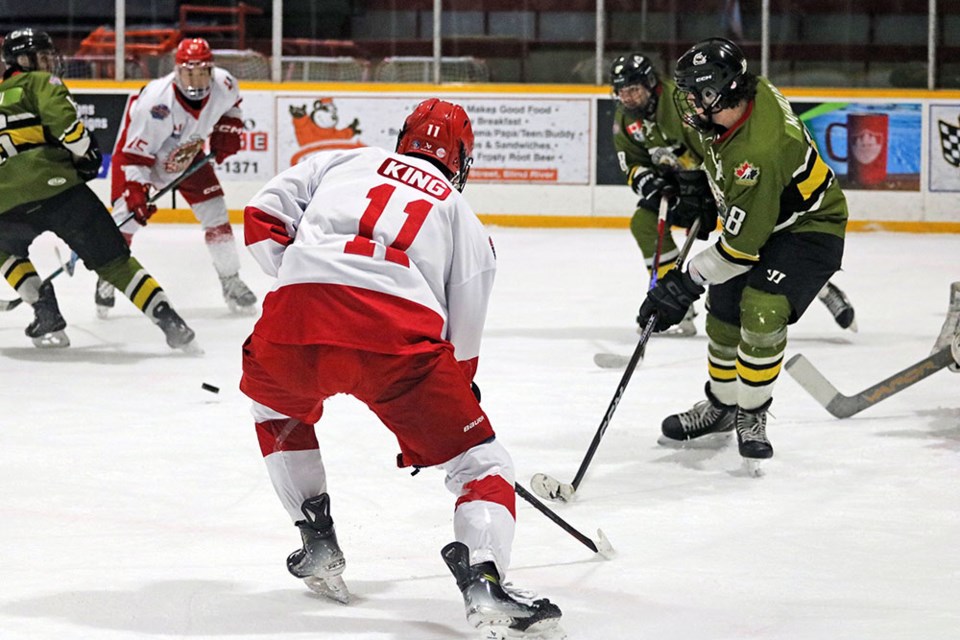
xmin=94 ymin=277 xmax=115 ymax=319
xmin=441 ymin=541 xmax=564 ymax=639
xmin=660 ymin=382 xmax=736 ymax=443
xmin=151 ymin=300 xmax=199 ymax=352
xmin=818 ymin=281 xmax=857 ymax=332
xmin=25 ymin=281 xmax=69 ymax=348
xmin=287 ymin=494 xmax=349 ymax=604
xmin=736 ymin=399 xmax=774 ymax=476
xmin=220 ymin=273 xmax=257 ymax=314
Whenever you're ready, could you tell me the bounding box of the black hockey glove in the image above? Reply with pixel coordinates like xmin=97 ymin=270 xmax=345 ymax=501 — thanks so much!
xmin=73 ymin=134 xmax=103 ymax=182
xmin=637 ymin=269 xmax=705 ymax=332
xmin=666 ymin=170 xmax=717 ymax=240
xmin=471 ymin=381 xmax=482 ymax=402
xmin=632 ymin=169 xmax=678 ymax=213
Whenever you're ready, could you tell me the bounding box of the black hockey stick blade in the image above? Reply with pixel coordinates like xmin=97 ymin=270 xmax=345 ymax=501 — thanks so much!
xmin=785 ymin=347 xmax=954 ymax=418
xmin=514 ymin=483 xmax=615 ymax=559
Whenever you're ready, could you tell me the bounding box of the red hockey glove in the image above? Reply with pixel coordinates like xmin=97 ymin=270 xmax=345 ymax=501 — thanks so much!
xmin=210 ymin=116 xmax=244 ymax=163
xmin=123 ymin=181 xmax=157 ymax=225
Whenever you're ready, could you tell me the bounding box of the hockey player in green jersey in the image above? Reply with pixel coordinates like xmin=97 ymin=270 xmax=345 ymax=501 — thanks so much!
xmin=637 ymin=38 xmax=849 ymax=472
xmin=0 ymin=29 xmax=198 ymax=351
xmin=611 ymin=52 xmax=714 ymax=336
xmin=612 ymin=51 xmax=856 ymax=339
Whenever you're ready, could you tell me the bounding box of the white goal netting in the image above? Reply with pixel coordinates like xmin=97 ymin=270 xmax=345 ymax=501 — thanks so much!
xmin=373 ymin=56 xmax=490 ymax=83
xmin=283 ymin=56 xmax=371 ymax=82
xmin=156 ymin=49 xmax=272 ymax=80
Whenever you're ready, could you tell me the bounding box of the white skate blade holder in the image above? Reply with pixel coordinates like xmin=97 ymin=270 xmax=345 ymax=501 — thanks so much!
xmin=303 ymin=574 xmax=351 ymax=604
xmin=480 ymin=620 xmax=569 ymax=639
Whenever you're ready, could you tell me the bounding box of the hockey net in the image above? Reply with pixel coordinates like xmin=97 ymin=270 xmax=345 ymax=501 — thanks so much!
xmin=373 ymin=56 xmax=490 ymax=83
xmin=283 ymin=56 xmax=371 ymax=82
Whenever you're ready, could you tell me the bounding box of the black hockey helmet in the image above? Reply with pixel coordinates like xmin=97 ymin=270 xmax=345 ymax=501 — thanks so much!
xmin=673 ymin=37 xmax=748 ymax=131
xmin=2 ymin=28 xmax=62 ymax=75
xmin=610 ymin=53 xmax=659 ymax=119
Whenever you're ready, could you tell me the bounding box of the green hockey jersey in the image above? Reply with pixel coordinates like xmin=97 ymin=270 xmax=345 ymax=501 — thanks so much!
xmin=0 ymin=71 xmax=87 ymax=214
xmin=612 ymin=76 xmax=704 ymax=185
xmin=698 ymin=77 xmax=848 ymax=264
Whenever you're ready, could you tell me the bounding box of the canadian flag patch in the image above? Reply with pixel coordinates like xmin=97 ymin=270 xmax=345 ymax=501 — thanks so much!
xmin=734 ymin=160 xmax=759 ymax=185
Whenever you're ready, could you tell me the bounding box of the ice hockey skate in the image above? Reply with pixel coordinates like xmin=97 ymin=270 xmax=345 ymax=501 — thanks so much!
xmin=441 ymin=541 xmax=565 ymax=639
xmin=26 ymin=281 xmax=69 ymax=348
xmin=931 ymin=281 xmax=960 ymax=372
xmin=658 ymin=382 xmax=735 ymax=447
xmin=736 ymin=399 xmax=773 ymax=476
xmin=817 ymin=281 xmax=857 ymax=331
xmin=94 ymin=277 xmax=115 ymax=319
xmin=152 ymin=300 xmax=201 ymax=354
xmin=220 ymin=273 xmax=257 ymax=315
xmin=287 ymin=494 xmax=350 ymax=604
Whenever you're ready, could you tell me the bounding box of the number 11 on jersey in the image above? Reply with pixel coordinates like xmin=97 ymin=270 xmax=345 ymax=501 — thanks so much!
xmin=344 ymin=183 xmax=433 ymax=268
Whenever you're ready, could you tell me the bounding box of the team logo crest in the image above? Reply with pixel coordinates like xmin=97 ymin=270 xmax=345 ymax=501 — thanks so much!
xmin=150 ymin=104 xmax=170 ymax=120
xmin=626 ymin=121 xmax=645 ymax=142
xmin=734 ymin=160 xmax=759 ymax=185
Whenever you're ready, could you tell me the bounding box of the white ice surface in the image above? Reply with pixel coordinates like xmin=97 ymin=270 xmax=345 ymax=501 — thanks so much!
xmin=1 ymin=225 xmax=957 ymax=640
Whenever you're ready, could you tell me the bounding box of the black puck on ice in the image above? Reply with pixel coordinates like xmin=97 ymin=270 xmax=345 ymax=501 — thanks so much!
xmin=201 ymin=383 xmax=220 ymax=394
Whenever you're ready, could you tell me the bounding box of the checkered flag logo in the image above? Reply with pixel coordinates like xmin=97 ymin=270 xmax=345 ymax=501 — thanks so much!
xmin=938 ymin=119 xmax=960 ymax=167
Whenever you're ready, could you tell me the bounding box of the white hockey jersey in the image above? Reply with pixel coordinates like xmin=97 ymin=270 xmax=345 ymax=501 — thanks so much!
xmin=244 ymin=146 xmax=497 ymax=379
xmin=110 ymin=67 xmax=242 ymax=201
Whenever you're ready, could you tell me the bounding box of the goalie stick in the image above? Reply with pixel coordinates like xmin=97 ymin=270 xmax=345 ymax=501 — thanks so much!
xmin=514 ymin=483 xmax=615 ymax=559
xmin=785 ymin=347 xmax=955 ymax=418
xmin=532 ymin=217 xmax=702 ymax=503
xmin=0 ymin=152 xmax=216 ymax=312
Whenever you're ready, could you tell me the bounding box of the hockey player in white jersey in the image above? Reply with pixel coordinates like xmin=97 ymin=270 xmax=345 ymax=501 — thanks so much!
xmin=239 ymin=99 xmax=564 ymax=639
xmin=96 ymin=37 xmax=256 ymax=317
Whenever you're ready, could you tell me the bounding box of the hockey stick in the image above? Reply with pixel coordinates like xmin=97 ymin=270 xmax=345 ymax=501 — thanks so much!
xmin=785 ymin=347 xmax=955 ymax=418
xmin=532 ymin=218 xmax=702 ymax=503
xmin=514 ymin=483 xmax=615 ymax=559
xmin=594 ymin=194 xmax=669 ymax=369
xmin=114 ymin=150 xmax=218 ymax=230
xmin=0 ymin=152 xmax=220 ymax=312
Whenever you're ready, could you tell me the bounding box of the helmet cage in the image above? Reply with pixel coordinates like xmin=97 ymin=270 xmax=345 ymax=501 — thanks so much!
xmin=672 ymin=38 xmax=748 ymax=132
xmin=610 ymin=54 xmax=659 ymax=120
xmin=174 ymin=38 xmax=214 ymax=100
xmin=396 ymin=98 xmax=474 ymax=192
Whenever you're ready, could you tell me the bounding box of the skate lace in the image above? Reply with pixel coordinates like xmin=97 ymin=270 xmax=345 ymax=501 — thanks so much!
xmin=736 ymin=411 xmax=768 ymax=443
xmin=222 ymin=274 xmax=253 ymax=299
xmin=678 ymin=400 xmax=724 ymax=432
xmin=819 ymin=283 xmax=850 ymax=316
xmin=96 ymin=279 xmax=115 ymax=297
xmin=502 ymin=582 xmax=538 ymax=605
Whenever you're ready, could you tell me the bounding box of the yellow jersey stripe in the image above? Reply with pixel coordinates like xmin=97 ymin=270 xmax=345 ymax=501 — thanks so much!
xmin=8 ymin=125 xmax=45 ymax=146
xmin=797 ymin=153 xmax=830 ymax=200
xmin=61 ymin=120 xmax=86 ymax=144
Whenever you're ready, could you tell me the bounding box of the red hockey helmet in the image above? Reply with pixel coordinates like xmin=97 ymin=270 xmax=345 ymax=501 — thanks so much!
xmin=174 ymin=38 xmax=214 ymax=100
xmin=396 ymin=98 xmax=474 ymax=192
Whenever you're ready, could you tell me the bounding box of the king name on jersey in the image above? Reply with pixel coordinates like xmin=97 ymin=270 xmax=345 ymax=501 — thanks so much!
xmin=378 ymin=158 xmax=451 ymax=200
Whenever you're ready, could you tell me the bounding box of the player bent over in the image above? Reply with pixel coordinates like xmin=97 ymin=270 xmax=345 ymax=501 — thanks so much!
xmin=98 ymin=37 xmax=256 ymax=317
xmin=0 ymin=29 xmax=197 ymax=352
xmin=240 ymin=99 xmax=563 ymax=638
xmin=638 ymin=39 xmax=848 ymax=473
xmin=610 ymin=52 xmax=856 ymax=337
